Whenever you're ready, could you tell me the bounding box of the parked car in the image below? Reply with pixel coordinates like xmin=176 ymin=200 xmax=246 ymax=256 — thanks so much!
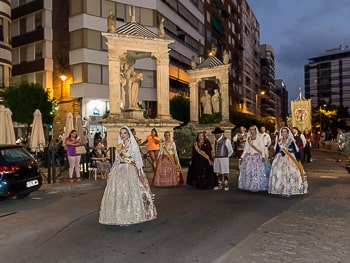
xmin=0 ymin=145 xmax=42 ymax=199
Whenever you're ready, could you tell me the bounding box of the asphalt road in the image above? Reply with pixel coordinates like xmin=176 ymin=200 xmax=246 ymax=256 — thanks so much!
xmin=0 ymin=149 xmax=348 ymax=263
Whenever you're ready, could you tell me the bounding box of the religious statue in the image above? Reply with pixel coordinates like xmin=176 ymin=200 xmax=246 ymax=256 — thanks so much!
xmin=211 ymin=89 xmax=220 ymax=113
xmin=120 ymin=56 xmax=143 ymax=109
xmin=223 ymin=49 xmax=229 ymax=64
xmin=129 ymin=71 xmax=143 ymax=108
xmin=191 ymin=56 xmax=196 ymax=69
xmin=200 ymin=90 xmax=212 ymax=115
xmin=129 ymin=6 xmax=136 ymax=22
xmin=159 ymin=17 xmax=165 ymax=39
xmin=107 ymin=10 xmax=116 ymax=33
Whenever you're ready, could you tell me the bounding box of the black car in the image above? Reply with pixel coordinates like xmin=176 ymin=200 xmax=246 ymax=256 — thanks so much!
xmin=0 ymin=145 xmax=42 ymax=199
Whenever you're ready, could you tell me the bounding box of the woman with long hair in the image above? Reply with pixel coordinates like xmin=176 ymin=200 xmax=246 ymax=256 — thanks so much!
xmin=99 ymin=126 xmax=157 ymax=226
xmin=140 ymin=128 xmax=160 ymax=170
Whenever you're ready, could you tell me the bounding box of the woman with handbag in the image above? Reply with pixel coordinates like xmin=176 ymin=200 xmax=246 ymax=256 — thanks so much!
xmin=65 ymin=129 xmax=82 ymax=182
xmin=152 ymin=131 xmax=184 ymax=187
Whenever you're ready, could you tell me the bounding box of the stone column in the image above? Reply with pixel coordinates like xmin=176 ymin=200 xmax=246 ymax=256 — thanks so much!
xmin=189 ymin=80 xmax=199 ymax=122
xmin=107 ymin=46 xmax=124 ymax=118
xmin=220 ymin=66 xmax=230 ymax=123
xmin=154 ymin=51 xmax=171 ymax=119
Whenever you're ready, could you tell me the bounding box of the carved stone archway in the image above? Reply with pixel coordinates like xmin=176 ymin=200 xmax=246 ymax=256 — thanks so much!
xmin=188 ymin=56 xmax=231 ymax=125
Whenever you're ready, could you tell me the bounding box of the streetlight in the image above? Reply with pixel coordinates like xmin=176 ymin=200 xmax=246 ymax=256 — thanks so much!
xmin=319 ymin=104 xmax=326 ymax=134
xmin=59 ymin=75 xmax=67 ymax=99
xmin=255 ymin=91 xmax=265 ymax=115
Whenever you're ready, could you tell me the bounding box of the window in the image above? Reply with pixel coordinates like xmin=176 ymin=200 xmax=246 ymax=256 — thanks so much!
xmin=140 ymin=8 xmax=154 ymax=27
xmin=35 ymin=12 xmax=42 ymax=29
xmin=0 ymin=65 xmax=4 ymax=87
xmin=70 ymin=29 xmax=83 ymax=49
xmin=35 ymin=72 xmax=43 ymax=86
xmin=70 ymin=0 xmax=83 ymax=15
xmin=20 ymin=18 xmax=26 ymax=35
xmin=87 ymin=0 xmax=101 ymax=16
xmin=88 ymin=64 xmax=101 ymax=83
xmin=116 ymin=3 xmax=126 ymax=21
xmin=87 ymin=30 xmax=101 ymax=50
xmin=0 ymin=18 xmax=3 ymax=42
xmin=20 ymin=46 xmax=27 ymax=63
xmin=35 ymin=42 xmax=43 ymax=59
xmin=72 ymin=64 xmax=83 ymax=83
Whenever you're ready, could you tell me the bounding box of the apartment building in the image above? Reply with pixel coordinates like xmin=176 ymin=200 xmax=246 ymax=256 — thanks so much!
xmin=260 ymin=44 xmax=276 ymax=121
xmin=203 ymin=0 xmax=243 ymax=113
xmin=305 ymin=45 xmax=350 ymax=110
xmin=0 ymin=0 xmax=12 ymax=100
xmin=240 ymin=0 xmax=261 ymax=115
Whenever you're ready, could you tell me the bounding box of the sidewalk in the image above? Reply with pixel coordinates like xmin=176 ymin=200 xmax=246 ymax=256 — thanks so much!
xmin=216 ymin=149 xmax=350 ymax=263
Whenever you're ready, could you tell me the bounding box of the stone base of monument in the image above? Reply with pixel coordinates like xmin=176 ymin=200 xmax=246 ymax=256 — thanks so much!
xmin=123 ymin=109 xmax=144 ymax=120
xmin=103 ymin=116 xmax=182 ymax=150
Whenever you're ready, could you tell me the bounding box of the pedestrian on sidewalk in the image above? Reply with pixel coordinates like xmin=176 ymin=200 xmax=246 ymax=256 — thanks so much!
xmin=65 ymin=130 xmax=82 ymax=183
xmin=99 ymin=126 xmax=157 ymax=226
xmin=238 ymin=125 xmax=269 ymax=192
xmin=336 ymin=128 xmax=345 ymax=162
xmin=269 ymin=127 xmax=308 ymax=197
xmin=212 ymin=127 xmax=233 ymax=191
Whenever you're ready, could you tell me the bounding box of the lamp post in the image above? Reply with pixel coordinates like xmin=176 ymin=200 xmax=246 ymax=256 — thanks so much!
xmin=255 ymin=91 xmax=265 ymax=116
xmin=319 ymin=104 xmax=326 ymax=133
xmin=59 ymin=75 xmax=67 ymax=99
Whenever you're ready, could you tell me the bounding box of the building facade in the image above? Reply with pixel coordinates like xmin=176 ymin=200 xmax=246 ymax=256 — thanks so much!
xmin=0 ymin=0 xmax=12 ymax=101
xmin=260 ymin=44 xmax=276 ymax=122
xmin=305 ymin=45 xmax=350 ymax=110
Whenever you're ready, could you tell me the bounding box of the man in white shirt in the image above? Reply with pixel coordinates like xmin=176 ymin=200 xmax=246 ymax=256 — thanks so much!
xmin=212 ymin=127 xmax=234 ymax=191
xmin=260 ymin=126 xmax=272 ymax=159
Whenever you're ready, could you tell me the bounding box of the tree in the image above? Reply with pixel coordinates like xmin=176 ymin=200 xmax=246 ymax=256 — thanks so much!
xmin=170 ymin=95 xmax=190 ymax=124
xmin=3 ymin=82 xmax=55 ymax=131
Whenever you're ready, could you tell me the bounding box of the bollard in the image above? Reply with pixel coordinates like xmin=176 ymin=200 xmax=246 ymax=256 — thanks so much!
xmin=109 ymin=147 xmax=116 ymax=165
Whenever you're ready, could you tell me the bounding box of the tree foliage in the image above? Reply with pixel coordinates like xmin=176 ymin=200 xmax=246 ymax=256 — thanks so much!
xmin=170 ymin=95 xmax=190 ymax=124
xmin=3 ymin=82 xmax=54 ymax=126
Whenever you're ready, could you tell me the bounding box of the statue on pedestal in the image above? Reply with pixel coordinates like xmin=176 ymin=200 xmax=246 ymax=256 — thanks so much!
xmin=107 ymin=10 xmax=116 ymax=33
xmin=159 ymin=17 xmax=165 ymax=39
xmin=200 ymin=90 xmax=212 ymax=115
xmin=211 ymin=89 xmax=220 ymax=113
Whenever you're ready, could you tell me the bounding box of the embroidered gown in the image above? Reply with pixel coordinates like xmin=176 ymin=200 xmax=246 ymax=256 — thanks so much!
xmin=186 ymin=141 xmax=215 ymax=189
xmin=153 ymin=141 xmax=184 ymax=187
xmin=269 ymin=138 xmax=308 ymax=196
xmin=238 ymin=134 xmax=269 ymax=192
xmin=99 ymin=144 xmax=157 ymax=225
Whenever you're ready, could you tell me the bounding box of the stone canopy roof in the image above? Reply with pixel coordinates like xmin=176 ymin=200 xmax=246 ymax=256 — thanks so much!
xmin=196 ymin=56 xmax=223 ymax=69
xmin=116 ymin=21 xmax=159 ymax=38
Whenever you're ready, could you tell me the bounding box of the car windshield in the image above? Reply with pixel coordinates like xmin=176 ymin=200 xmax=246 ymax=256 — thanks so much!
xmin=0 ymin=148 xmax=33 ymax=162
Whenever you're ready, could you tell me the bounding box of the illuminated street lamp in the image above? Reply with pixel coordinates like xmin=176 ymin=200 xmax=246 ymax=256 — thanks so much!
xmin=59 ymin=75 xmax=67 ymax=99
xmin=319 ymin=104 xmax=326 ymax=133
xmin=255 ymin=91 xmax=265 ymax=115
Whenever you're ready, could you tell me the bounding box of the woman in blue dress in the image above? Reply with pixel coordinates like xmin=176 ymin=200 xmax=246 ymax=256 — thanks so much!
xmin=269 ymin=127 xmax=308 ymax=196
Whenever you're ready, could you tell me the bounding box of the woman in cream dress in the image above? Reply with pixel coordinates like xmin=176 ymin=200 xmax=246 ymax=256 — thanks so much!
xmin=269 ymin=127 xmax=308 ymax=197
xmin=99 ymin=126 xmax=157 ymax=226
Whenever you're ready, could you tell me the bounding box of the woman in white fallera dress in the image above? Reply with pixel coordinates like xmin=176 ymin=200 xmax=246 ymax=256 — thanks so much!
xmin=269 ymin=127 xmax=308 ymax=197
xmin=99 ymin=126 xmax=157 ymax=226
xmin=238 ymin=125 xmax=269 ymax=192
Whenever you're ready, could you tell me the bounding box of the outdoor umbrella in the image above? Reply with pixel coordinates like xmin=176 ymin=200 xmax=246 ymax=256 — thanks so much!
xmin=29 ymin=109 xmax=46 ymax=152
xmin=63 ymin=112 xmax=74 ymax=145
xmin=0 ymin=105 xmax=16 ymax=144
xmin=75 ymin=115 xmax=85 ymax=145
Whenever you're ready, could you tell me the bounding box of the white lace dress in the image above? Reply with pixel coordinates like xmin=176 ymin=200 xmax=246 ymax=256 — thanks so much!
xmin=99 ymin=146 xmax=157 ymax=225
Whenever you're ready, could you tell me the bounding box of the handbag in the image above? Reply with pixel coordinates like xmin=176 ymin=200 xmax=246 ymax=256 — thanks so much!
xmin=75 ymin=145 xmax=86 ymax=155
